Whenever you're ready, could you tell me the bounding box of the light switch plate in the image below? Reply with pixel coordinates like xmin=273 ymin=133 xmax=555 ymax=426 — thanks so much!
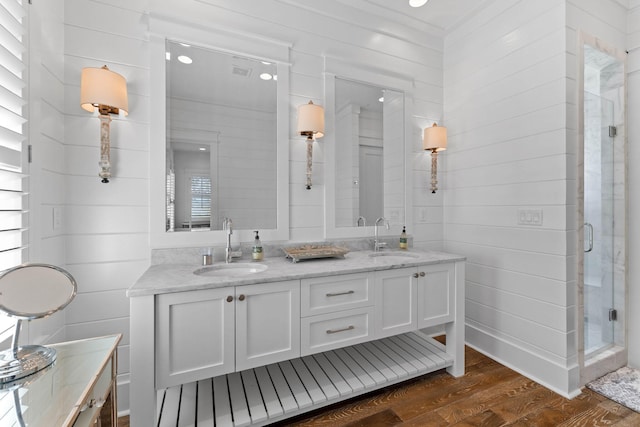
xmin=53 ymin=206 xmax=62 ymax=230
xmin=517 ymin=209 xmax=543 ymax=226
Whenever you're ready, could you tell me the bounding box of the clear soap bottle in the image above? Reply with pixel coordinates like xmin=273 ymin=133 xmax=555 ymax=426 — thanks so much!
xmin=252 ymin=230 xmax=264 ymax=261
xmin=399 ymin=226 xmax=408 ymax=250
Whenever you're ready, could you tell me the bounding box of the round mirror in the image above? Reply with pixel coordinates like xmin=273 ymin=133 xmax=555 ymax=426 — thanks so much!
xmin=0 ymin=264 xmax=77 ymax=386
xmin=0 ymin=264 xmax=77 ymax=320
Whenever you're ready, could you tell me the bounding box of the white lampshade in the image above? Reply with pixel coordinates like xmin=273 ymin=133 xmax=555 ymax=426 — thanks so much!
xmin=80 ymin=66 xmax=129 ymax=115
xmin=297 ymin=100 xmax=325 ymax=138
xmin=423 ymin=123 xmax=447 ymax=151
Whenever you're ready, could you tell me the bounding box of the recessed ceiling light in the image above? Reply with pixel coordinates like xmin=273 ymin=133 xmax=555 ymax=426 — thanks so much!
xmin=199 ymin=147 xmax=207 ymax=151
xmin=379 ymin=96 xmax=384 ymax=102
xmin=261 ymin=61 xmax=272 ymax=65
xmin=273 ymin=74 xmax=278 ymax=81
xmin=260 ymin=73 xmax=273 ymax=80
xmin=166 ymin=52 xmax=171 ymax=61
xmin=179 ymin=43 xmax=191 ymax=47
xmin=178 ymin=55 xmax=192 ymax=64
xmin=409 ymin=0 xmax=428 ymax=7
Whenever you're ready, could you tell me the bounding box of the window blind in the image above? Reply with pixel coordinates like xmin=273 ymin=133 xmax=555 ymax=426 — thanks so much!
xmin=0 ymin=0 xmax=26 ymax=340
xmin=190 ymin=175 xmax=211 ymax=219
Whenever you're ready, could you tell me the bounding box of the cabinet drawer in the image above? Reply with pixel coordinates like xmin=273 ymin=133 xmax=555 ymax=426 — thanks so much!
xmin=73 ymin=357 xmax=113 ymax=426
xmin=301 ymin=273 xmax=372 ymax=317
xmin=301 ymin=307 xmax=374 ymax=356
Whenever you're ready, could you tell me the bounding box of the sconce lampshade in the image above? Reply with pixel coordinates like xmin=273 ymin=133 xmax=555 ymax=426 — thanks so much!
xmin=423 ymin=122 xmax=447 ymax=152
xmin=80 ymin=66 xmax=129 ymax=115
xmin=297 ymin=100 xmax=325 ymax=138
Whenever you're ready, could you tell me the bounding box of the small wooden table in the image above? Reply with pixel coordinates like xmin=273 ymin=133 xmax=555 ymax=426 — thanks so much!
xmin=0 ymin=334 xmax=121 ymax=426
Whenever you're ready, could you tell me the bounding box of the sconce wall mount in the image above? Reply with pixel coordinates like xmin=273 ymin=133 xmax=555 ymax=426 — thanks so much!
xmin=297 ymin=100 xmax=325 ymax=190
xmin=80 ymin=65 xmax=128 ymax=183
xmin=423 ymin=122 xmax=447 ymax=194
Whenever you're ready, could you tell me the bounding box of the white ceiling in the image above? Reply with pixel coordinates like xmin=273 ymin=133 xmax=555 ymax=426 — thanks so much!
xmin=333 ymin=0 xmax=486 ymax=33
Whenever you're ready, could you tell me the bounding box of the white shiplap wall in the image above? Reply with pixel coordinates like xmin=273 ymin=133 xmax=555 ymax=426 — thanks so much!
xmin=26 ymin=0 xmax=67 ymax=346
xmin=56 ymin=0 xmax=446 ymax=414
xmin=36 ymin=0 xmax=635 ymax=414
xmin=443 ymin=0 xmax=630 ymax=397
xmin=62 ymin=0 xmax=151 ymax=412
xmin=443 ymin=0 xmax=580 ymax=397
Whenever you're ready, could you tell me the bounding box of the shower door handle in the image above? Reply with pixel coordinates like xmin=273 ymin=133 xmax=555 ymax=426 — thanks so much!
xmin=584 ymin=222 xmax=594 ymax=253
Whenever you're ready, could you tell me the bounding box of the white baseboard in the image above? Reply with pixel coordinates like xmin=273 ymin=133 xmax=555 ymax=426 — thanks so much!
xmin=466 ymin=324 xmax=582 ymax=399
xmin=117 ymin=376 xmax=130 ymax=416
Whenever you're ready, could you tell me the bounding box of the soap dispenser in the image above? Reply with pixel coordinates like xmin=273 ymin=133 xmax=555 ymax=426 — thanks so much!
xmin=399 ymin=226 xmax=408 ymax=250
xmin=252 ymin=230 xmax=264 ymax=261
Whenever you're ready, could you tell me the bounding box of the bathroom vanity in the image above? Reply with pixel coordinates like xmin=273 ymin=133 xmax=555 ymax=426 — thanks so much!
xmin=128 ymin=249 xmax=465 ymax=426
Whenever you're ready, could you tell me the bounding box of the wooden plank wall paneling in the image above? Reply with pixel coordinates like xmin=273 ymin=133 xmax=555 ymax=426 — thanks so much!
xmin=24 ymin=0 xmax=635 ymax=412
xmin=444 ymin=0 xmax=628 ymax=397
xmin=56 ymin=0 xmax=449 ymax=414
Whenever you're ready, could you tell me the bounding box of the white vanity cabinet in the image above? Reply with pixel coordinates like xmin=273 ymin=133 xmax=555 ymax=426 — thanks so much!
xmin=129 ymin=253 xmax=465 ymax=426
xmin=235 ymin=280 xmax=300 ymax=371
xmin=156 ymin=280 xmax=300 ymax=388
xmin=417 ymin=262 xmax=456 ymax=328
xmin=156 ymin=287 xmax=235 ymax=388
xmin=374 ymin=263 xmax=455 ymax=337
xmin=300 ymin=272 xmax=374 ymax=356
xmin=374 ymin=267 xmax=416 ymax=338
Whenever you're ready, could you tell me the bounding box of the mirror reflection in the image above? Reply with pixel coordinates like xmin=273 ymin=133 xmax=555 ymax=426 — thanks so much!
xmin=334 ymin=78 xmax=404 ymax=227
xmin=165 ymin=41 xmax=278 ymax=232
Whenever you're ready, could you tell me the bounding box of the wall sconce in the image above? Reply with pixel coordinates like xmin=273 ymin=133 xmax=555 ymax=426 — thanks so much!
xmin=297 ymin=100 xmax=325 ymax=190
xmin=80 ymin=65 xmax=128 ymax=183
xmin=423 ymin=122 xmax=447 ymax=193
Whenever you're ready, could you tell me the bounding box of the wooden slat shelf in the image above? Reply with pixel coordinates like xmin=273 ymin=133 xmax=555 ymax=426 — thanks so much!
xmin=156 ymin=332 xmax=453 ymax=427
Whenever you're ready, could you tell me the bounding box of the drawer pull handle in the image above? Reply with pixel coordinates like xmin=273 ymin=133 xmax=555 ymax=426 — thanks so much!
xmin=419 ymin=272 xmax=426 ymax=277
xmin=413 ymin=273 xmax=419 ymax=278
xmin=238 ymin=294 xmax=246 ymax=301
xmin=326 ymin=290 xmax=355 ymax=297
xmin=226 ymin=296 xmax=233 ymax=302
xmin=80 ymin=398 xmax=106 ymax=412
xmin=326 ymin=325 xmax=355 ymax=334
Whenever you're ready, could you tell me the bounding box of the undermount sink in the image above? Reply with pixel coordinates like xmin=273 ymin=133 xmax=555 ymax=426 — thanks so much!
xmin=368 ymin=251 xmax=420 ymax=259
xmin=194 ymin=263 xmax=268 ymax=277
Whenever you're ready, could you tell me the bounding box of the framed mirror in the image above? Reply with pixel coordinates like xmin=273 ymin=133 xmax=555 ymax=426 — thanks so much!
xmin=333 ymin=78 xmax=405 ymax=228
xmin=165 ymin=41 xmax=278 ymax=232
xmin=149 ymin=18 xmax=290 ymax=248
xmin=324 ymin=64 xmax=412 ymax=240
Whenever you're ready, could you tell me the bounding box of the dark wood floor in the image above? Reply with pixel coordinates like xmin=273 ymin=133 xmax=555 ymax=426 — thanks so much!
xmin=118 ymin=344 xmax=640 ymax=426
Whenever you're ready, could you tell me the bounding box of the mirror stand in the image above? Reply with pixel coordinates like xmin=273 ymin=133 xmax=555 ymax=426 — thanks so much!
xmin=0 ymin=319 xmax=57 ymax=386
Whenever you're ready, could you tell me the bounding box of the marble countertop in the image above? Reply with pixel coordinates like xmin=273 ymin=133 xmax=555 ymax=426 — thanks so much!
xmin=127 ymin=249 xmax=465 ymax=297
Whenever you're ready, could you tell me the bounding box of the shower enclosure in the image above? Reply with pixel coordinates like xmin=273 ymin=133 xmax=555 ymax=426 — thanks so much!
xmin=583 ymin=92 xmax=616 ymax=355
xmin=580 ymin=40 xmax=626 ymax=384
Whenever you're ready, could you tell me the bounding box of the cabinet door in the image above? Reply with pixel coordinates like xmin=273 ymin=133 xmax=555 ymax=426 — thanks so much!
xmin=235 ymin=280 xmax=300 ymax=371
xmin=417 ymin=263 xmax=455 ymax=328
xmin=156 ymin=288 xmax=235 ymax=388
xmin=374 ymin=267 xmax=416 ymax=338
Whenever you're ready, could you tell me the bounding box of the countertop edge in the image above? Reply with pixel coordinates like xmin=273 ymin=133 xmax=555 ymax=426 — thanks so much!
xmin=127 ymin=250 xmax=466 ymax=298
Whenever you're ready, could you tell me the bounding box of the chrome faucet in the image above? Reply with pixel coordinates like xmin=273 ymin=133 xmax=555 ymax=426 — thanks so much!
xmin=356 ymin=216 xmax=366 ymax=227
xmin=374 ymin=217 xmax=390 ymax=252
xmin=222 ymin=218 xmax=242 ymax=263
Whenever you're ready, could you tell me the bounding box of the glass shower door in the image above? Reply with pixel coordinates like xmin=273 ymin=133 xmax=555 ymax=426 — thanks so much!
xmin=583 ymin=92 xmax=615 ymax=355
